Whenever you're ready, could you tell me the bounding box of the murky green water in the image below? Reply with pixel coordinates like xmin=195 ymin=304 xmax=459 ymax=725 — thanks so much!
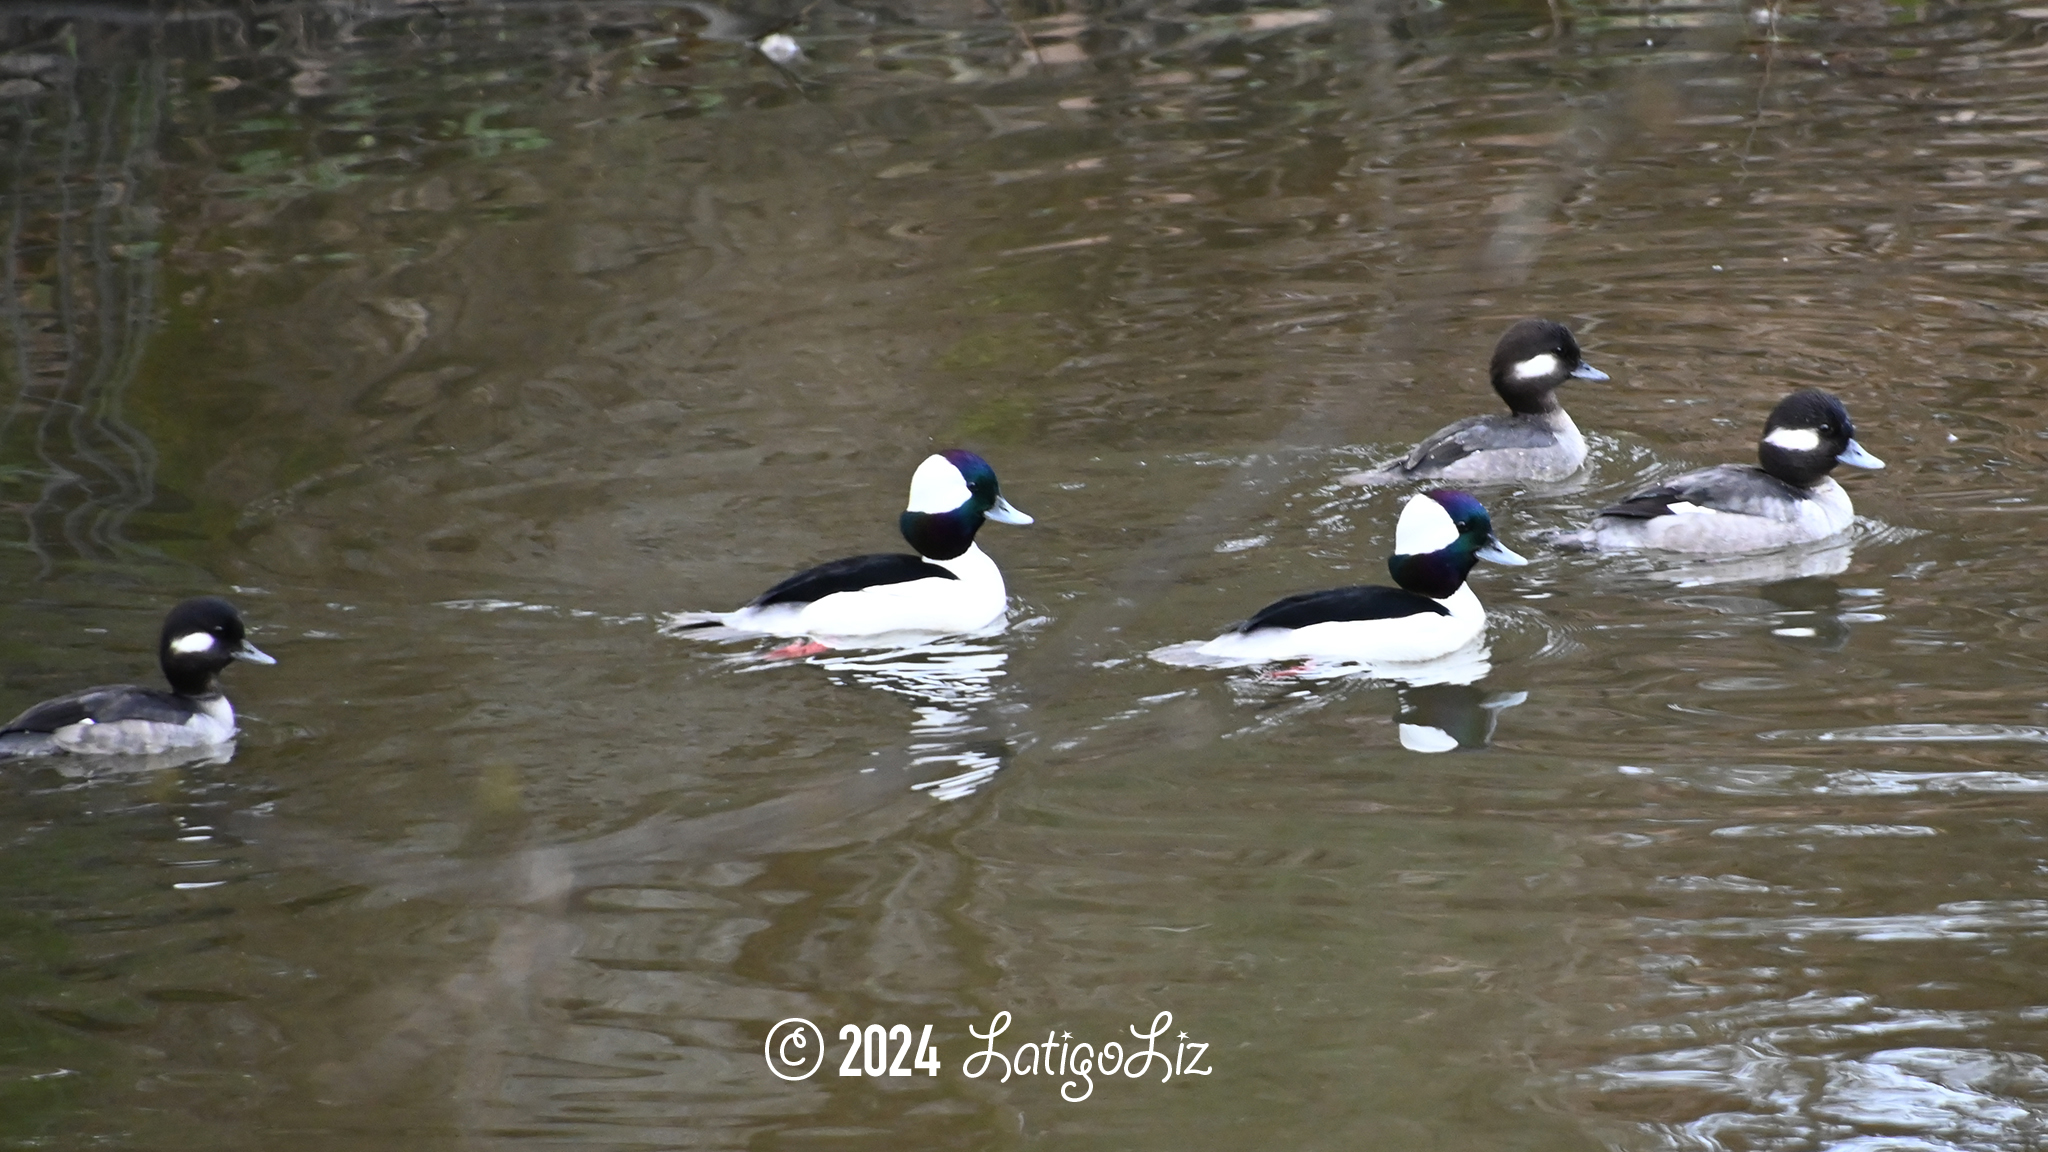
xmin=6 ymin=0 xmax=2048 ymax=1146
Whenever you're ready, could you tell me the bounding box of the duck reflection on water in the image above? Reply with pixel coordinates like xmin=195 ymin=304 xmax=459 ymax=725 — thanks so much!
xmin=724 ymin=636 xmax=1018 ymax=801
xmin=1640 ymin=534 xmax=1855 ymax=589
xmin=1205 ymin=634 xmax=1526 ymax=753
xmin=1661 ymin=575 xmax=1885 ymax=653
xmin=1396 ymin=684 xmax=1529 ymax=754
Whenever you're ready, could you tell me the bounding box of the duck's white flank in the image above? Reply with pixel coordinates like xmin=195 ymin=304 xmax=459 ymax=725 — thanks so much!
xmin=1188 ymin=584 xmax=1485 ymax=665
xmin=1590 ymin=478 xmax=1855 ymax=553
xmin=53 ymin=696 xmax=236 ymax=755
xmin=709 ymin=544 xmax=1010 ymax=641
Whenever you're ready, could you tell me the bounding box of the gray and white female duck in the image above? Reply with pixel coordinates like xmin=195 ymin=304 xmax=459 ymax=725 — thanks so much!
xmin=1342 ymin=319 xmax=1608 ymax=486
xmin=0 ymin=597 xmax=275 ymax=759
xmin=1555 ymin=388 xmax=1884 ymax=554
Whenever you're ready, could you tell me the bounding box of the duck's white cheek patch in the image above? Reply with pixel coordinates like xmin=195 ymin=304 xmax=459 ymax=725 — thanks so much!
xmin=170 ymin=632 xmax=217 ymax=655
xmin=1511 ymin=353 xmax=1559 ymax=381
xmin=905 ymin=455 xmax=973 ymax=514
xmin=1764 ymin=427 xmax=1822 ymax=452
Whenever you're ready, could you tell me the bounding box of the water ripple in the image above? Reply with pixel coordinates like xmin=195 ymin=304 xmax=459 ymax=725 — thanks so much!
xmin=1761 ymin=724 xmax=2048 ymax=744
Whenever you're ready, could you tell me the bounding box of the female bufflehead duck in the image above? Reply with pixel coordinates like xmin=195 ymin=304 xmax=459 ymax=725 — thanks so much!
xmin=0 ymin=596 xmax=275 ymax=759
xmin=1342 ymin=319 xmax=1608 ymax=486
xmin=1157 ymin=490 xmax=1526 ymax=667
xmin=1557 ymin=388 xmax=1884 ymax=554
xmin=666 ymin=449 xmax=1033 ymax=645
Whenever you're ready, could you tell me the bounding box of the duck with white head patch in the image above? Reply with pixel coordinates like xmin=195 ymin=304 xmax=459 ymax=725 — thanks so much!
xmin=1341 ymin=319 xmax=1608 ymax=487
xmin=1152 ymin=490 xmax=1527 ymax=669
xmin=0 ymin=597 xmax=276 ymax=759
xmin=664 ymin=450 xmax=1033 ymax=648
xmin=1555 ymin=388 xmax=1884 ymax=554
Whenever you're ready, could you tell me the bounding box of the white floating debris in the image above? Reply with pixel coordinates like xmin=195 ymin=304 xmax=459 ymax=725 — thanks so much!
xmin=758 ymin=33 xmax=802 ymax=64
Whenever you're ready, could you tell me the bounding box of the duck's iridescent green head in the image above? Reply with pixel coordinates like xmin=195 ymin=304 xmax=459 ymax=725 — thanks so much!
xmin=898 ymin=449 xmax=1033 ymax=560
xmin=1386 ymin=489 xmax=1526 ymax=598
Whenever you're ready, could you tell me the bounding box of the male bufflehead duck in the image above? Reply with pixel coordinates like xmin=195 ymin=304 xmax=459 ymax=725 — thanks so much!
xmin=665 ymin=450 xmax=1033 ymax=645
xmin=1556 ymin=388 xmax=1884 ymax=554
xmin=1342 ymin=319 xmax=1608 ymax=486
xmin=0 ymin=597 xmax=276 ymax=759
xmin=1156 ymin=490 xmax=1526 ymax=667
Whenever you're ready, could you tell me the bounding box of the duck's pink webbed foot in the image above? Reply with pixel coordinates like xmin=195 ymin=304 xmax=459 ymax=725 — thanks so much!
xmin=1260 ymin=662 xmax=1311 ymax=680
xmin=764 ymin=640 xmax=833 ymax=660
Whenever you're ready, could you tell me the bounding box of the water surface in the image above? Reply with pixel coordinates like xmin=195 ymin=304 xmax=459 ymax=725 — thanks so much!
xmin=5 ymin=0 xmax=2048 ymax=1147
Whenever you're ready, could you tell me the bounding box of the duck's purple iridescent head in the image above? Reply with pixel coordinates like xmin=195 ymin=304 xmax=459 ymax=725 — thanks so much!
xmin=1386 ymin=490 xmax=1527 ymax=598
xmin=898 ymin=449 xmax=1033 ymax=560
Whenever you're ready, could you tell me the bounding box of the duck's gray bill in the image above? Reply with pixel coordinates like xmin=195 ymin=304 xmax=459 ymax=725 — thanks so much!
xmin=986 ymin=496 xmax=1034 ymax=525
xmin=1477 ymin=539 xmax=1529 ymax=566
xmin=1837 ymin=439 xmax=1885 ymax=470
xmin=1569 ymin=362 xmax=1610 ymax=382
xmin=234 ymin=640 xmax=277 ymax=665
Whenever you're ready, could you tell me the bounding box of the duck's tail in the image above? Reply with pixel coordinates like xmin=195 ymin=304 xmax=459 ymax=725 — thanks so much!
xmin=1337 ymin=463 xmax=1406 ymax=487
xmin=657 ymin=611 xmax=751 ymax=641
xmin=1530 ymin=526 xmax=1597 ymax=552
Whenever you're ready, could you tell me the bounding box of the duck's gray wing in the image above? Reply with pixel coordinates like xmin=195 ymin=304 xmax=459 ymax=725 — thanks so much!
xmin=1599 ymin=464 xmax=1806 ymax=521
xmin=1390 ymin=414 xmax=1558 ymax=476
xmin=0 ymin=683 xmax=190 ymax=734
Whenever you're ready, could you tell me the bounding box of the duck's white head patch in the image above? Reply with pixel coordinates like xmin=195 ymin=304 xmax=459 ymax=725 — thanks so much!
xmin=169 ymin=631 xmax=217 ymax=655
xmin=1394 ymin=493 xmax=1461 ymax=555
xmin=1764 ymin=426 xmax=1822 ymax=453
xmin=1510 ymin=353 xmax=1560 ymax=382
xmin=905 ymin=454 xmax=972 ymax=514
